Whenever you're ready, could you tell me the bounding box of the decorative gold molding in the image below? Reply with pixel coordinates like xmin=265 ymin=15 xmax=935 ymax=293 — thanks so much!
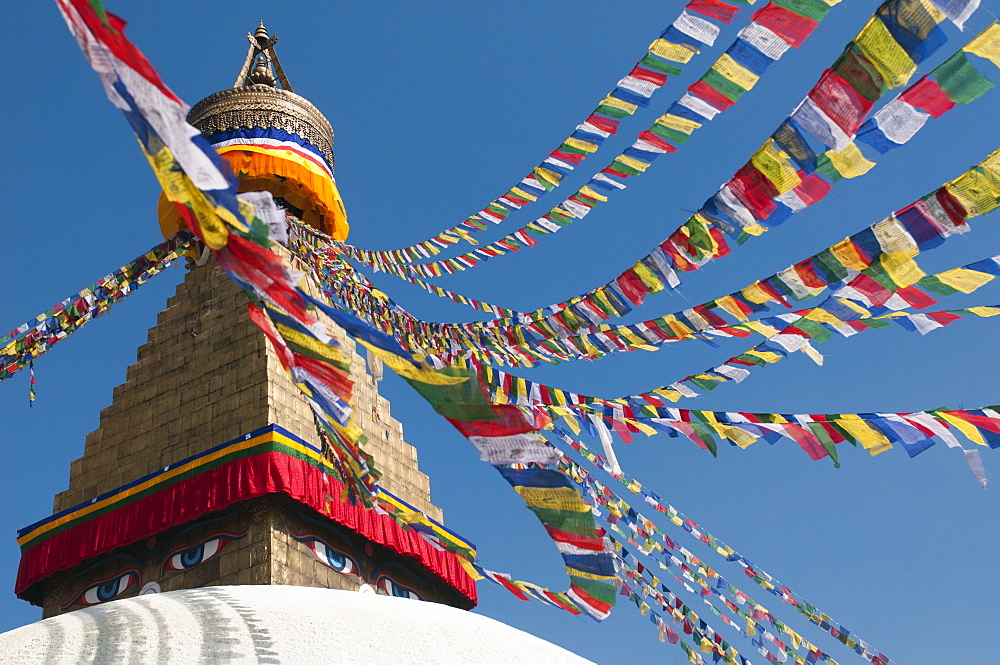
xmin=187 ymin=85 xmax=335 ymax=168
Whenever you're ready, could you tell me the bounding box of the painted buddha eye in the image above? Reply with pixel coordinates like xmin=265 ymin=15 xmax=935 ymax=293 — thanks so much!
xmin=376 ymin=576 xmax=422 ymax=600
xmin=70 ymin=571 xmax=140 ymax=608
xmin=162 ymin=534 xmax=241 ymax=572
xmin=302 ymin=538 xmax=357 ymax=575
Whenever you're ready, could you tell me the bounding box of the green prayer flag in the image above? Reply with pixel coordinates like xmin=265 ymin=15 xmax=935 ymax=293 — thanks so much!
xmin=934 ymin=51 xmax=995 ymax=104
xmin=773 ymin=0 xmax=831 ymax=21
xmin=639 ymin=54 xmax=683 ymax=76
xmin=701 ymin=69 xmax=747 ymax=102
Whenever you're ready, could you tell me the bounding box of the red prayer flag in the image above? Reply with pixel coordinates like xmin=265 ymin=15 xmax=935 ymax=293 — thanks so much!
xmin=793 ymin=173 xmax=833 ymax=205
xmin=900 ymin=76 xmax=955 ymax=117
xmin=685 ymin=0 xmax=741 ymax=23
xmin=751 ymin=4 xmax=819 ymax=47
xmin=808 ymin=70 xmax=875 ymax=135
xmin=629 ymin=66 xmax=668 ymax=86
xmin=688 ymin=79 xmax=737 ymax=110
xmin=894 ymin=285 xmax=938 ymax=309
xmin=586 ymin=114 xmax=620 ymax=134
xmin=794 ymin=260 xmax=827 ymax=288
xmin=638 ymin=130 xmax=676 ymax=152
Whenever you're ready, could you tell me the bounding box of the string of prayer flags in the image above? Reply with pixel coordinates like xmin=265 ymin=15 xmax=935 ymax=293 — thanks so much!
xmin=562 ymin=446 xmax=866 ymax=665
xmin=664 ymin=269 xmax=1000 ymax=403
xmin=297 ymin=150 xmax=998 ymax=374
xmin=653 ymin=144 xmax=1000 ymax=398
xmin=473 ymin=564 xmax=586 ymax=615
xmin=341 ymin=0 xmax=752 ymax=267
xmin=401 ymin=364 xmax=618 ymax=620
xmin=0 ymin=232 xmax=194 ymax=382
xmin=28 ymin=362 xmax=36 ymax=408
xmin=555 ymin=431 xmax=896 ymax=663
xmin=335 ymin=5 xmax=994 ymax=344
xmin=856 ymin=22 xmax=999 ymax=153
xmin=473 ymin=360 xmax=1000 ymax=475
xmin=556 ymin=430 xmax=905 ymax=663
xmin=348 ymin=0 xmax=844 ymax=280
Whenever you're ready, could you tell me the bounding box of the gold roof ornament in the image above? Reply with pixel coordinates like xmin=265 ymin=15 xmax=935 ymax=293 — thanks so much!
xmin=186 ymin=22 xmax=335 ymax=169
xmin=160 ymin=22 xmax=349 ymax=241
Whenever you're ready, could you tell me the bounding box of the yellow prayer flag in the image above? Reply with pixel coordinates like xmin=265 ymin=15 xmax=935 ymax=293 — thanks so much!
xmin=829 ymin=237 xmax=871 ymax=270
xmin=533 ymin=167 xmax=562 ymax=186
xmin=715 ymin=296 xmax=749 ymax=322
xmin=509 ymin=186 xmax=537 ymax=202
xmin=823 ymin=143 xmax=876 ymax=178
xmin=872 ymin=216 xmax=919 ymax=256
xmin=147 ymin=146 xmax=231 ymax=249
xmin=964 ymin=23 xmax=1000 ymax=68
xmin=713 ymin=53 xmax=760 ymax=90
xmin=965 ymin=306 xmax=1000 ymax=317
xmin=591 ymin=289 xmax=616 ymax=316
xmin=275 ymin=324 xmax=349 ymax=366
xmin=655 ymin=113 xmax=702 ymax=135
xmin=946 ymin=163 xmax=1000 ymax=216
xmin=456 ymin=556 xmax=483 ymax=580
xmin=719 ymin=425 xmax=757 ymax=449
xmin=936 ymin=268 xmax=995 ymax=293
xmin=751 ymin=140 xmax=802 ymax=194
xmin=360 ymin=342 xmax=468 ymax=386
xmin=566 ymin=567 xmax=618 ymax=583
xmin=741 ymin=321 xmax=779 ymax=337
xmin=564 ymin=136 xmax=599 ymax=153
xmin=616 ymin=154 xmax=652 ymax=171
xmin=649 ymin=38 xmax=697 ymax=63
xmin=741 ymin=281 xmax=775 ymax=305
xmin=632 ymin=262 xmax=665 ymax=293
xmin=600 ymin=95 xmax=638 ymax=115
xmin=804 ymin=307 xmax=844 ymax=325
xmin=745 ymin=350 xmax=783 ymax=364
xmin=579 ymin=185 xmax=608 ymax=202
xmin=453 ymin=227 xmax=477 ymax=245
xmin=937 ymin=411 xmax=989 ymax=446
xmin=624 ymin=418 xmax=658 ymax=437
xmin=854 ymin=17 xmax=917 ymax=88
xmin=662 ymin=315 xmax=694 ymax=339
xmin=836 ymin=416 xmax=893 ymax=455
xmin=515 ymin=486 xmax=591 ymax=512
xmin=879 ymin=252 xmax=925 ymax=287
xmin=652 ymin=387 xmax=684 ymax=402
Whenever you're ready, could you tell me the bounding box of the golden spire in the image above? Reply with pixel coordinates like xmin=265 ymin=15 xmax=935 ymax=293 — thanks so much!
xmin=233 ymin=21 xmax=292 ymax=91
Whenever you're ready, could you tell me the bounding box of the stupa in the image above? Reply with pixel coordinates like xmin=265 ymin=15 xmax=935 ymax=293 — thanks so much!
xmin=12 ymin=22 xmax=477 ymax=618
xmin=2 ymin=22 xmax=598 ymax=663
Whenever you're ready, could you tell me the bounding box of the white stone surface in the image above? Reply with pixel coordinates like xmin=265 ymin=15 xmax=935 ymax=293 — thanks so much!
xmin=0 ymin=585 xmax=595 ymax=664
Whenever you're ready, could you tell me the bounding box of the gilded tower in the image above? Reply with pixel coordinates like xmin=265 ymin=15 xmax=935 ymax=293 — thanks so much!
xmin=15 ymin=24 xmax=476 ymax=617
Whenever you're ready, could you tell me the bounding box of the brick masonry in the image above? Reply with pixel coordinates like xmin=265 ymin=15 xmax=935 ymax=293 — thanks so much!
xmin=40 ymin=251 xmax=458 ymax=616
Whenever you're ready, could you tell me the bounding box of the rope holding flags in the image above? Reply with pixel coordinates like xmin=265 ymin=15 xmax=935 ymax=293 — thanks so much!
xmin=28 ymin=362 xmax=36 ymax=408
xmin=0 ymin=232 xmax=195 ymax=382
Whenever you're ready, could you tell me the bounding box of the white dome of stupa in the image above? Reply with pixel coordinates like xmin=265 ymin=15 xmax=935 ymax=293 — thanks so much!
xmin=0 ymin=584 xmax=595 ymax=664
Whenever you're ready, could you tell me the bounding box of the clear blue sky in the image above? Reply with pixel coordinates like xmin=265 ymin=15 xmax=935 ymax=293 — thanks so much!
xmin=3 ymin=2 xmax=999 ymax=663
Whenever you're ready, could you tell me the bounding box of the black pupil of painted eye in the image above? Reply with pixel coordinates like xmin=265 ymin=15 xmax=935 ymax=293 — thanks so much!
xmin=97 ymin=579 xmax=120 ymax=601
xmin=391 ymin=583 xmax=408 ymax=597
xmin=180 ymin=544 xmax=205 ymax=567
